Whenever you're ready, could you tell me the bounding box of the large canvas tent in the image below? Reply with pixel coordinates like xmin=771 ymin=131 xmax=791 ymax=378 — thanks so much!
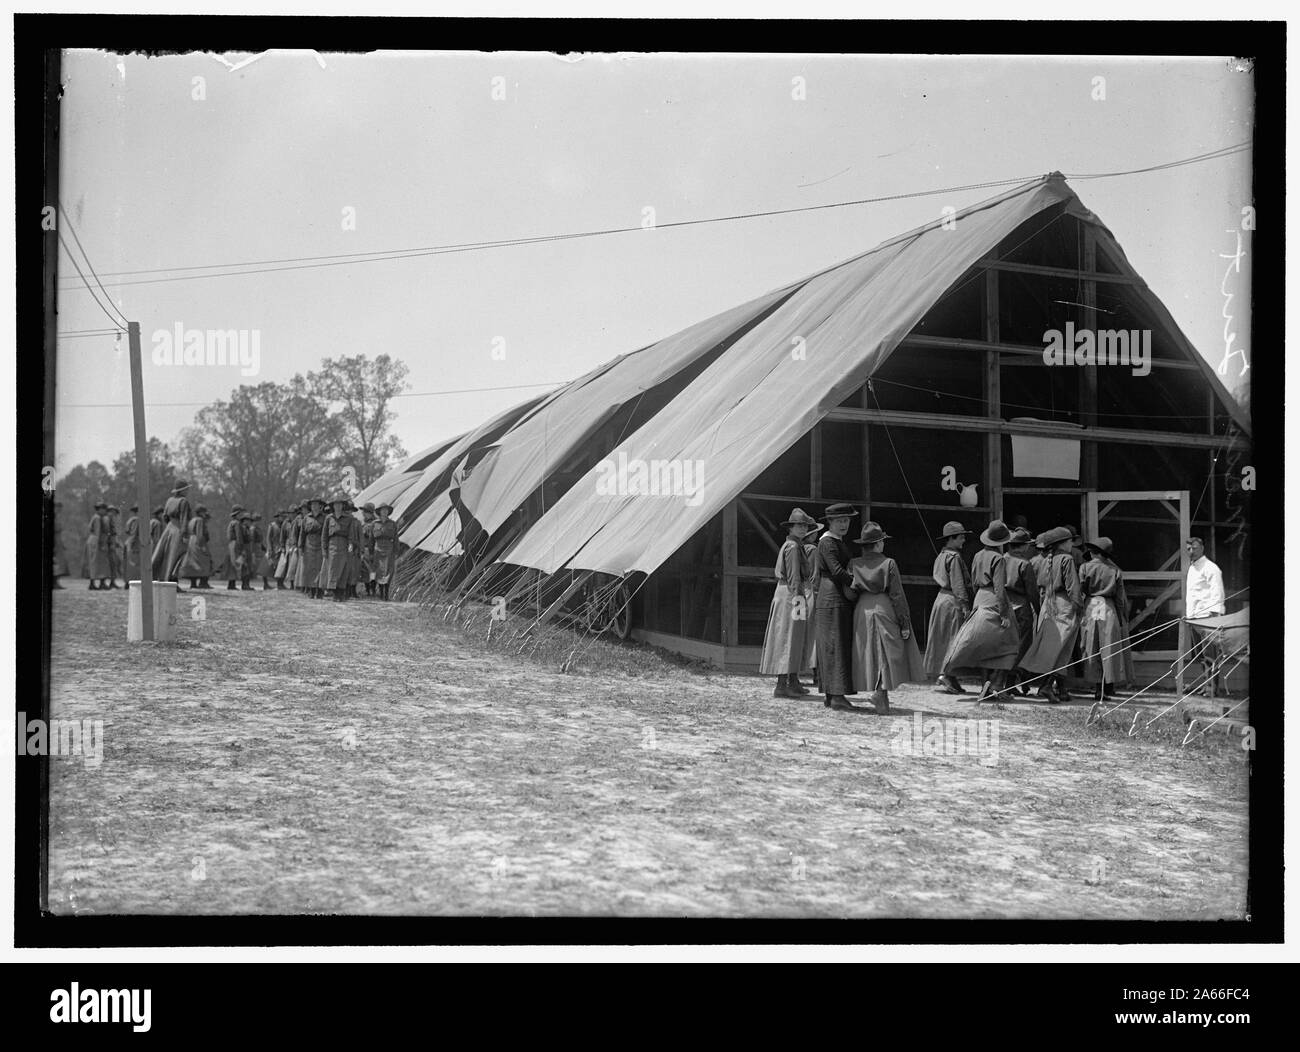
xmin=391 ymin=173 xmax=1251 ymax=682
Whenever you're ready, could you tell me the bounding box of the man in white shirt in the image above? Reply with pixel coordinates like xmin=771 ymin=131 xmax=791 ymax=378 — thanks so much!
xmin=1185 ymin=537 xmax=1226 ymax=695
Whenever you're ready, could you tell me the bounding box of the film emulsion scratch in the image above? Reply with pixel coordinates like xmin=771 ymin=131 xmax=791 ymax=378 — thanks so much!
xmin=41 ymin=50 xmax=1254 ymax=920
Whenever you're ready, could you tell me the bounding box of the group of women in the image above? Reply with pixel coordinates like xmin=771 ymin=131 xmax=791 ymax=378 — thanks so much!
xmin=759 ymin=504 xmax=1133 ymax=712
xmin=75 ymin=481 xmax=403 ymax=601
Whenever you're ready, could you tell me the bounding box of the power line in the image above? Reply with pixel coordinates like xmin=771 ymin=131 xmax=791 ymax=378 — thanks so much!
xmin=57 ymin=231 xmax=132 ymax=330
xmin=57 ymin=206 xmax=131 ymax=327
xmin=59 ymin=140 xmax=1251 ymax=294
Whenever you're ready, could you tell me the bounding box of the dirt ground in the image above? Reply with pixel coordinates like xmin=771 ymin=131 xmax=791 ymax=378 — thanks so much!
xmin=45 ymin=583 xmax=1249 ymax=918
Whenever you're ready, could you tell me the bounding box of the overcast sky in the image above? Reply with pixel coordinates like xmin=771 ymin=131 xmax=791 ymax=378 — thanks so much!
xmin=54 ymin=50 xmax=1253 ymax=476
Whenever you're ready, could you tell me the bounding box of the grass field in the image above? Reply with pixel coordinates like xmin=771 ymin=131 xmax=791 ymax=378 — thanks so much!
xmin=46 ymin=583 xmax=1249 ymax=918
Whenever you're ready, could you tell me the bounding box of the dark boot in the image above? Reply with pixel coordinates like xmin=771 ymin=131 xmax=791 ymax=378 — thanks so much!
xmin=276 ymin=579 xmax=285 ymax=590
xmin=89 ymin=581 xmax=98 ymax=590
xmin=829 ymin=696 xmax=858 ymax=712
xmin=936 ymin=674 xmax=965 ymax=695
xmin=870 ymin=689 xmax=891 ymax=715
xmin=773 ymin=674 xmax=800 ymax=699
xmin=241 ymin=579 xmax=252 ymax=591
xmin=199 ymin=578 xmax=210 ymax=589
xmin=227 ymin=579 xmax=237 ymax=590
xmin=107 ymin=580 xmax=119 ymax=589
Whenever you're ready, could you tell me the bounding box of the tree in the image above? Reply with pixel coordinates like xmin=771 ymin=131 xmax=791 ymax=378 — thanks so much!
xmin=176 ymin=376 xmax=340 ymax=516
xmin=309 ymin=354 xmax=410 ymax=490
xmin=109 ymin=437 xmax=178 ymax=516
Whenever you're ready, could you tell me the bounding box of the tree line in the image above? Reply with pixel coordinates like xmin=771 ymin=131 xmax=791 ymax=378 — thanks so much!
xmin=55 ymin=354 xmax=409 ymax=573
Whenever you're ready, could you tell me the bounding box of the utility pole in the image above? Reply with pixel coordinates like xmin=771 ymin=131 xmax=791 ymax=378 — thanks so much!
xmin=128 ymin=321 xmax=154 ymax=639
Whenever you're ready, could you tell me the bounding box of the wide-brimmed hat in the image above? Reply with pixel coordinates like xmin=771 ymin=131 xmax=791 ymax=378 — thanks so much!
xmin=781 ymin=507 xmax=819 ymax=529
xmin=1084 ymin=536 xmax=1113 ymax=555
xmin=936 ymin=521 xmax=970 ymax=540
xmin=822 ymin=502 xmax=860 ymax=521
xmin=171 ymin=479 xmax=189 ymax=494
xmin=308 ymin=497 xmax=326 ymax=507
xmin=238 ymin=511 xmax=252 ymax=520
xmin=252 ymin=512 xmax=262 ymax=519
xmin=107 ymin=505 xmax=119 ymax=513
xmin=196 ymin=504 xmax=209 ymax=515
xmin=152 ymin=506 xmax=164 ymax=516
xmin=1008 ymin=527 xmax=1033 ymax=545
xmin=1040 ymin=525 xmax=1073 ymax=548
xmin=362 ymin=502 xmax=376 ymax=513
xmin=980 ymin=519 xmax=1013 ymax=546
xmin=129 ymin=504 xmax=139 ymax=512
xmin=93 ymin=500 xmax=107 ymax=510
xmin=375 ymin=502 xmax=394 ymax=514
xmin=1065 ymin=524 xmax=1082 ymax=540
xmin=330 ymin=493 xmax=350 ymax=506
xmin=231 ymin=504 xmax=245 ymax=514
xmin=856 ymin=521 xmax=891 ymax=545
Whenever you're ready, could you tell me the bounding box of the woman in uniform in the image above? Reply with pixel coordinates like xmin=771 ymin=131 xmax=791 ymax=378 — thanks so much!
xmin=813 ymin=503 xmax=860 ymax=712
xmin=846 ymin=521 xmax=924 ymax=715
xmin=122 ymin=505 xmax=142 ymax=587
xmin=1077 ymin=537 xmax=1134 ymax=700
xmin=322 ymin=495 xmax=354 ymax=602
xmin=296 ymin=499 xmax=326 ymax=597
xmin=926 ymin=522 xmax=972 ymax=695
xmin=86 ymin=501 xmax=113 ymax=590
xmin=370 ymin=502 xmax=399 ymax=600
xmin=1018 ymin=526 xmax=1084 ymax=703
xmin=941 ymin=519 xmax=1021 ymax=703
xmin=179 ymin=504 xmax=214 ymax=588
xmin=759 ymin=508 xmax=819 ymax=699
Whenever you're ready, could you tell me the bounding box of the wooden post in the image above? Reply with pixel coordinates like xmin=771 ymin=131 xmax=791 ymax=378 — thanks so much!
xmin=127 ymin=321 xmax=154 ymax=640
xmin=1175 ymin=488 xmax=1191 ymax=695
xmin=1080 ymin=227 xmax=1099 ymax=490
xmin=982 ymin=268 xmax=1002 ymax=515
xmin=721 ymin=500 xmax=738 ymax=647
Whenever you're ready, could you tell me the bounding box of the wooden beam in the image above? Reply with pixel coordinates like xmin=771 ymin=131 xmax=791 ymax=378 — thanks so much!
xmin=983 ymin=266 xmax=1002 ymax=518
xmin=810 ymin=424 xmax=822 ymax=501
xmin=823 ymin=406 xmax=1247 ymax=452
xmin=736 ymin=497 xmax=781 ymax=557
xmin=1080 ymin=226 xmax=1099 ymax=490
xmin=900 ymin=334 xmax=1200 ymax=370
xmin=721 ymin=501 xmax=738 ymax=647
xmin=975 ymin=258 xmax=1146 ymax=285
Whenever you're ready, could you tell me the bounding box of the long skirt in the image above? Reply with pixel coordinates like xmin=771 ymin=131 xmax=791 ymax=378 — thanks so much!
xmin=800 ymin=592 xmax=817 ymax=673
xmin=813 ymin=592 xmax=855 ymax=696
xmin=223 ymin=542 xmax=248 ymax=580
xmin=284 ymin=547 xmax=300 ymax=583
xmin=1019 ymin=593 xmax=1082 ymax=675
xmin=150 ymin=522 xmax=186 ymax=581
xmin=1078 ymin=596 xmax=1135 ymax=685
xmin=758 ymin=583 xmax=809 ymax=675
xmin=107 ymin=544 xmax=122 ymax=580
xmin=274 ymin=549 xmax=291 ymax=580
xmin=923 ymin=591 xmax=966 ymax=675
xmin=943 ymin=588 xmax=1021 ymax=672
xmin=254 ymin=546 xmax=275 ymax=577
xmin=851 ymin=592 xmax=926 ymax=692
xmin=86 ymin=536 xmax=112 ymax=578
xmin=178 ymin=536 xmax=212 ymax=578
xmin=322 ymin=537 xmax=350 ymax=589
xmin=123 ymin=543 xmax=141 ymax=581
xmin=297 ymin=545 xmax=323 ymax=589
xmin=1010 ymin=598 xmax=1035 ymax=664
xmin=372 ymin=543 xmax=397 ymax=586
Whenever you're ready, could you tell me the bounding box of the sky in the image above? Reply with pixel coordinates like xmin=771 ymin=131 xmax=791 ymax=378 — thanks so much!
xmin=53 ymin=50 xmax=1253 ymax=477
